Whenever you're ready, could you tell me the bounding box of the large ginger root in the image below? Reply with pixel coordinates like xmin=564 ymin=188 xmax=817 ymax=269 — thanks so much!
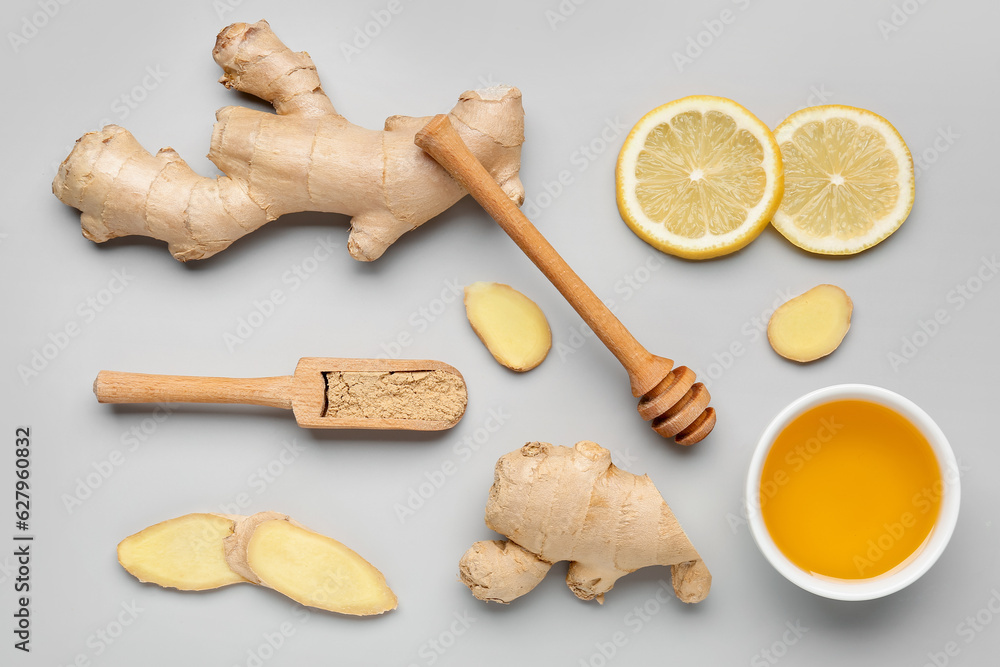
xmin=460 ymin=441 xmax=711 ymax=604
xmin=52 ymin=20 xmax=525 ymax=262
xmin=118 ymin=511 xmax=397 ymax=615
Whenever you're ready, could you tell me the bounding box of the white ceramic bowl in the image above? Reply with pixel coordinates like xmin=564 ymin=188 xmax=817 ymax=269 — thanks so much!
xmin=745 ymin=384 xmax=960 ymax=601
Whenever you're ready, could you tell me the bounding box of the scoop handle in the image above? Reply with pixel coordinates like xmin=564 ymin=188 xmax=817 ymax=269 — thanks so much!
xmin=93 ymin=371 xmax=294 ymax=409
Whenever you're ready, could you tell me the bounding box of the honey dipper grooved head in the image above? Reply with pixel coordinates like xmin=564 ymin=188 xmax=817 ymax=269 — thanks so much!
xmin=637 ymin=366 xmax=715 ymax=445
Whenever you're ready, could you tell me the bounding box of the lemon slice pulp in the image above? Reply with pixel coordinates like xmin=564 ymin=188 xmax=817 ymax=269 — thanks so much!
xmin=771 ymin=105 xmax=914 ymax=255
xmin=616 ymin=96 xmax=783 ymax=259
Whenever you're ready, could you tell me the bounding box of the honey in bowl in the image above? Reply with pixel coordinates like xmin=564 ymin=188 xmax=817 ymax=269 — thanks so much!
xmin=760 ymin=399 xmax=942 ymax=579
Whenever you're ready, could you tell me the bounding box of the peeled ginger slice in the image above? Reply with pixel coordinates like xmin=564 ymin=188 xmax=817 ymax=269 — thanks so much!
xmin=767 ymin=285 xmax=853 ymax=362
xmin=246 ymin=519 xmax=397 ymax=615
xmin=118 ymin=513 xmax=247 ymax=590
xmin=465 ymin=281 xmax=551 ymax=372
xmin=118 ymin=512 xmax=397 ymax=616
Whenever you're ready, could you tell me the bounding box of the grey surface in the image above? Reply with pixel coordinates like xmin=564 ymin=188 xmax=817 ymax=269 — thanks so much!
xmin=3 ymin=0 xmax=999 ymax=664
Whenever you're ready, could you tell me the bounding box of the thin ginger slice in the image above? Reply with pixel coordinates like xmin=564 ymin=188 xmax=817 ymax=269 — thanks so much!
xmin=245 ymin=519 xmax=397 ymax=615
xmin=767 ymin=284 xmax=853 ymax=362
xmin=465 ymin=282 xmax=551 ymax=372
xmin=117 ymin=513 xmax=247 ymax=590
xmin=118 ymin=512 xmax=397 ymax=616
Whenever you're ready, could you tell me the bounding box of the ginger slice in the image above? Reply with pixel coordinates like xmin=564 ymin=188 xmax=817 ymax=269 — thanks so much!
xmin=118 ymin=512 xmax=397 ymax=616
xmin=244 ymin=518 xmax=397 ymax=616
xmin=767 ymin=284 xmax=853 ymax=362
xmin=117 ymin=513 xmax=248 ymax=590
xmin=464 ymin=281 xmax=551 ymax=372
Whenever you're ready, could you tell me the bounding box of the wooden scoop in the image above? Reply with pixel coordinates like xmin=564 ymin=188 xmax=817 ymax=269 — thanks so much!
xmin=415 ymin=116 xmax=715 ymax=445
xmin=93 ymin=358 xmax=467 ymax=431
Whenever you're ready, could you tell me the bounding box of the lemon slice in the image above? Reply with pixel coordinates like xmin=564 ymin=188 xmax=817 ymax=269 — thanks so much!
xmin=771 ymin=105 xmax=914 ymax=255
xmin=616 ymin=96 xmax=783 ymax=259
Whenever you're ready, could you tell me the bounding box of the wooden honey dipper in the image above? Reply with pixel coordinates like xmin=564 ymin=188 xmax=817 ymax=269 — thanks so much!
xmin=415 ymin=116 xmax=715 ymax=445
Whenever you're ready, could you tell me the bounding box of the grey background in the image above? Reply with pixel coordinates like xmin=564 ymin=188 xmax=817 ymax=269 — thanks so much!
xmin=4 ymin=0 xmax=999 ymax=665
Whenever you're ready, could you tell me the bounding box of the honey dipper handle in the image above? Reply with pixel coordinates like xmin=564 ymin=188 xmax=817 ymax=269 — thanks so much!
xmin=93 ymin=371 xmax=294 ymax=409
xmin=416 ymin=115 xmax=672 ymax=397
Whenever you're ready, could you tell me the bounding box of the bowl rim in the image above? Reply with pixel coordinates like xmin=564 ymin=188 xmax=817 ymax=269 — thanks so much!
xmin=745 ymin=383 xmax=961 ymax=601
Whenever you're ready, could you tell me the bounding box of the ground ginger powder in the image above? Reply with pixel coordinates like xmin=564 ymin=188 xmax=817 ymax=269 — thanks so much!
xmin=325 ymin=370 xmax=466 ymax=423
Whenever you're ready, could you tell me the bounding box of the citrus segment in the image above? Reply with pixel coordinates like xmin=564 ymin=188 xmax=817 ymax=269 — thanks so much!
xmin=771 ymin=105 xmax=914 ymax=254
xmin=616 ymin=96 xmax=783 ymax=259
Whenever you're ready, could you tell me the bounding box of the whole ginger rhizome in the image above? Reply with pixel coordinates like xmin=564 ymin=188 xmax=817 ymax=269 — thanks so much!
xmin=461 ymin=441 xmax=711 ymax=604
xmin=53 ymin=20 xmax=525 ymax=263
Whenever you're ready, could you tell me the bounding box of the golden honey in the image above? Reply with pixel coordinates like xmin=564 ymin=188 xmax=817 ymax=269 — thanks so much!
xmin=761 ymin=400 xmax=942 ymax=579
